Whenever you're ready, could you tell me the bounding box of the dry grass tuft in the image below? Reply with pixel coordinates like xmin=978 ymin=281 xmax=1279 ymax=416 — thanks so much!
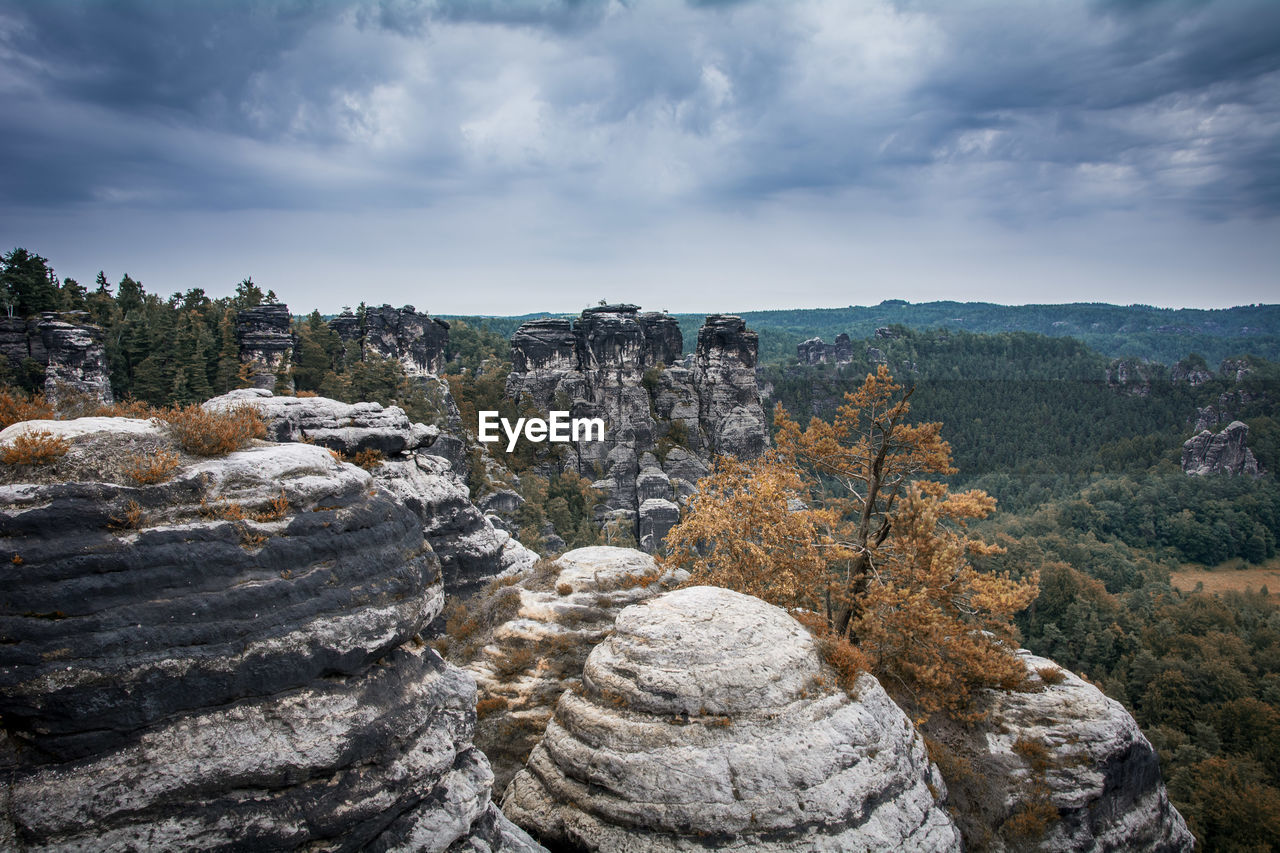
xmin=252 ymin=490 xmax=290 ymax=522
xmin=0 ymin=390 xmax=55 ymax=428
xmin=295 ymin=390 xmax=318 ymax=398
xmin=556 ymin=582 xmax=573 ymax=596
xmin=491 ymin=645 xmax=537 ymax=681
xmin=1036 ymin=665 xmax=1067 ymax=686
xmin=122 ymin=450 xmax=180 ymax=485
xmin=163 ymin=404 xmax=265 ymax=456
xmin=1 ymin=430 xmax=70 ymax=466
xmin=476 ymin=695 xmax=510 ymax=719
xmin=109 ymin=499 xmax=145 ymax=530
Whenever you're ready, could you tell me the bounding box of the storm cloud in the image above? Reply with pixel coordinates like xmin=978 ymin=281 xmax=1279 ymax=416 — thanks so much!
xmin=0 ymin=0 xmax=1277 ymax=311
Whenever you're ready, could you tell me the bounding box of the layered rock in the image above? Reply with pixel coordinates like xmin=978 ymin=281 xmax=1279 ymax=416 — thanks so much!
xmin=927 ymin=651 xmax=1194 ymax=852
xmin=1182 ymin=420 xmax=1261 ymax=476
xmin=0 ymin=419 xmax=540 ymax=850
xmin=204 ymin=389 xmax=537 ymax=597
xmin=502 ymin=586 xmax=961 ymax=851
xmin=236 ymin=303 xmax=295 ymax=392
xmin=504 ymin=307 xmax=767 ymax=550
xmin=443 ymin=546 xmax=687 ymax=794
xmin=796 ymin=333 xmax=853 ymax=365
xmin=0 ymin=312 xmax=113 ymax=403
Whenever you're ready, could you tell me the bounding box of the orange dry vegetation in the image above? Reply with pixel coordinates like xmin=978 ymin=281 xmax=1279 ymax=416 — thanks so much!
xmin=163 ymin=404 xmax=266 ymax=456
xmin=1 ymin=431 xmax=70 ymax=465
xmin=0 ymin=389 xmax=55 ymax=429
xmin=123 ymin=451 xmax=181 ymax=485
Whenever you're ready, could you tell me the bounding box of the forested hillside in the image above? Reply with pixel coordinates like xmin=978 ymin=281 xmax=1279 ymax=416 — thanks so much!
xmin=447 ymin=301 xmax=1280 ymax=366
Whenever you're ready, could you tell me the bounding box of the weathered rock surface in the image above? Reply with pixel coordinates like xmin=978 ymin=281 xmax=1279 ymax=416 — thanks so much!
xmin=0 ymin=420 xmax=541 ymax=850
xmin=376 ymin=453 xmax=538 ymax=599
xmin=502 ymin=586 xmax=961 ymax=851
xmin=204 ymin=389 xmax=538 ymax=597
xmin=505 ymin=308 xmax=767 ymax=550
xmin=1219 ymin=357 xmax=1254 ymax=383
xmin=236 ymin=303 xmax=295 ymax=392
xmin=1182 ymin=420 xmax=1261 ymax=476
xmin=444 ymin=546 xmax=686 ymax=795
xmin=0 ymin=313 xmax=113 ymax=404
xmin=927 ymin=651 xmax=1194 ymax=852
xmin=205 ymin=387 xmax=435 ymax=456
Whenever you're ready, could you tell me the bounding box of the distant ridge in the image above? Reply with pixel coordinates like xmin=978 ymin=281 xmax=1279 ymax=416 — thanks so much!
xmin=443 ymin=301 xmax=1280 ymax=365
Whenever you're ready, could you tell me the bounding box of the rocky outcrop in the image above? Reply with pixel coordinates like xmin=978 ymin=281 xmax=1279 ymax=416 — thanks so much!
xmin=796 ymin=333 xmax=853 ymax=365
xmin=927 ymin=651 xmax=1194 ymax=852
xmin=443 ymin=546 xmax=687 ymax=794
xmin=1106 ymin=358 xmax=1156 ymax=396
xmin=331 ymin=304 xmax=451 ymax=378
xmin=1171 ymin=357 xmax=1212 ymax=386
xmin=504 ymin=307 xmax=768 ymax=551
xmin=0 ymin=312 xmax=113 ymax=403
xmin=236 ymin=303 xmax=295 ymax=393
xmin=204 ymin=389 xmax=537 ymax=597
xmin=0 ymin=419 xmax=540 ymax=851
xmin=1220 ymin=357 xmax=1254 ymax=383
xmin=329 ymin=304 xmax=464 ymax=468
xmin=503 ymin=585 xmax=961 ymax=851
xmin=1182 ymin=420 xmax=1261 ymax=476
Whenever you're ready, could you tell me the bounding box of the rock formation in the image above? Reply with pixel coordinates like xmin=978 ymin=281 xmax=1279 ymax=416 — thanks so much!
xmin=927 ymin=650 xmax=1194 ymax=852
xmin=1219 ymin=357 xmax=1254 ymax=383
xmin=204 ymin=389 xmax=537 ymax=598
xmin=236 ymin=303 xmax=295 ymax=393
xmin=1182 ymin=420 xmax=1261 ymax=476
xmin=441 ymin=546 xmax=688 ymax=793
xmin=0 ymin=312 xmax=113 ymax=404
xmin=504 ymin=307 xmax=768 ymax=551
xmin=1105 ymin=358 xmax=1156 ymax=396
xmin=0 ymin=418 xmax=541 ymax=851
xmin=1171 ymin=357 xmax=1212 ymax=386
xmin=796 ymin=333 xmax=853 ymax=365
xmin=329 ymin=304 xmax=466 ymax=471
xmin=331 ymin=304 xmax=451 ymax=378
xmin=502 ymin=585 xmax=962 ymax=851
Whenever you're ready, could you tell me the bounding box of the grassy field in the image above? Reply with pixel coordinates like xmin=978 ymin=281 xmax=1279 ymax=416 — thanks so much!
xmin=1170 ymin=557 xmax=1280 ymax=594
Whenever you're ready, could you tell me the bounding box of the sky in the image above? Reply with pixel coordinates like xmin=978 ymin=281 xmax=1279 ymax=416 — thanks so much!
xmin=1 ymin=0 xmax=1277 ymax=315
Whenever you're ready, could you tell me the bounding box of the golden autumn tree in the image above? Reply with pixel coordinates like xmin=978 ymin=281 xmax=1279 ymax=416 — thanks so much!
xmin=664 ymin=365 xmax=1039 ymax=715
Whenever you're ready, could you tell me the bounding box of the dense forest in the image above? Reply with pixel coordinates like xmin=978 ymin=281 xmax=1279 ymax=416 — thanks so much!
xmin=6 ymin=246 xmax=1280 ymax=847
xmin=446 ymin=299 xmax=1280 ymax=366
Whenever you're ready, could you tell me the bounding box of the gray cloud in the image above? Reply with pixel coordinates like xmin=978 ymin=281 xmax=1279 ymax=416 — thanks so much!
xmin=0 ymin=0 xmax=1278 ymax=313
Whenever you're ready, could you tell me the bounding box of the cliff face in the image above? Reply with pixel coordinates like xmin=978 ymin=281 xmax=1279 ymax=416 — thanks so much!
xmin=0 ymin=312 xmax=113 ymax=404
xmin=205 ymin=389 xmax=537 ymax=598
xmin=1182 ymin=420 xmax=1261 ymax=476
xmin=0 ymin=418 xmax=540 ymax=851
xmin=236 ymin=304 xmax=295 ymax=393
xmin=928 ymin=650 xmax=1194 ymax=852
xmin=504 ymin=307 xmax=768 ymax=551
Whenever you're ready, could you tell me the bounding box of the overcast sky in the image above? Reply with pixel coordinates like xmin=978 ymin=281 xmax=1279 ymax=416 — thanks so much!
xmin=1 ymin=0 xmax=1277 ymax=315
